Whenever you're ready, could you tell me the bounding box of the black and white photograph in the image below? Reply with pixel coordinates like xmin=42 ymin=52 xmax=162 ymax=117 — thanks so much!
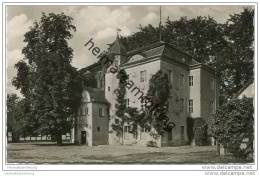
xmin=0 ymin=1 xmax=258 ymax=176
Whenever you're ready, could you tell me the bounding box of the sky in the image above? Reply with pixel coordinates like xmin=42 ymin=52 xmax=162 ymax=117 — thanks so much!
xmin=6 ymin=5 xmax=253 ymax=96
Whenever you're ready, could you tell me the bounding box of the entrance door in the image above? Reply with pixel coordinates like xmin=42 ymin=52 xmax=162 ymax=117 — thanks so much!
xmin=81 ymin=131 xmax=86 ymax=144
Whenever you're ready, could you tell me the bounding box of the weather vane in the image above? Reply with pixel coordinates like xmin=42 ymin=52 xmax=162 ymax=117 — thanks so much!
xmin=116 ymin=28 xmax=122 ymax=38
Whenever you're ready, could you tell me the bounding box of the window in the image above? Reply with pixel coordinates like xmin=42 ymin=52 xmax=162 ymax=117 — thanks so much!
xmin=180 ymin=98 xmax=184 ymax=112
xmin=85 ymin=107 xmax=88 ymax=115
xmin=114 ymin=59 xmax=119 ymax=66
xmin=97 ymin=126 xmax=101 ymax=132
xmin=210 ymin=78 xmax=214 ymax=90
xmin=168 ymin=96 xmax=173 ymax=112
xmin=210 ymin=101 xmax=214 ymax=113
xmin=189 ymin=99 xmax=193 ymax=113
xmin=209 ymin=55 xmax=216 ymax=63
xmin=80 ymin=106 xmax=84 ymax=115
xmin=140 ymin=70 xmax=146 ymax=82
xmin=141 ymin=126 xmax=151 ymax=132
xmin=129 ymin=125 xmax=133 ymax=132
xmin=100 ymin=77 xmax=105 ymax=89
xmin=141 ymin=103 xmax=144 ymax=110
xmin=108 ymin=86 xmax=110 ymax=91
xmin=168 ymin=70 xmax=173 ymax=89
xmin=180 ymin=74 xmax=185 ymax=87
xmin=125 ymin=99 xmax=129 ymax=107
xmin=99 ymin=108 xmax=104 ymax=117
xmin=79 ymin=116 xmax=83 ymax=121
xmin=168 ymin=70 xmax=172 ymax=81
xmin=189 ymin=76 xmax=193 ymax=86
xmin=124 ymin=126 xmax=131 ymax=133
xmin=175 ymin=75 xmax=179 ymax=90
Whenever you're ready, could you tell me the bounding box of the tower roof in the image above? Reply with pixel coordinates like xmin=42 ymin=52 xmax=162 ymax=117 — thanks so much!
xmin=108 ymin=36 xmax=127 ymax=55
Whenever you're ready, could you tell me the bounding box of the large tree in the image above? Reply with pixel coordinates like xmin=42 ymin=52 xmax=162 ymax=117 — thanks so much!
xmin=122 ymin=16 xmax=225 ymax=64
xmin=122 ymin=8 xmax=254 ymax=104
xmin=12 ymin=13 xmax=83 ymax=145
xmin=220 ymin=8 xmax=254 ymax=102
xmin=7 ymin=94 xmax=34 ymax=141
xmin=7 ymin=94 xmax=21 ymax=142
xmin=164 ymin=16 xmax=226 ymax=65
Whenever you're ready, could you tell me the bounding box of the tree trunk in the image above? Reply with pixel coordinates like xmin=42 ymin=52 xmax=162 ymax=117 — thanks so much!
xmin=122 ymin=128 xmax=124 ymax=145
xmin=121 ymin=122 xmax=125 ymax=145
xmin=12 ymin=132 xmax=20 ymax=143
xmin=56 ymin=133 xmax=62 ymax=146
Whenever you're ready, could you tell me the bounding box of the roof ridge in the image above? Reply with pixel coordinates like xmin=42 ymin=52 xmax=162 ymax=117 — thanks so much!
xmin=126 ymin=41 xmax=164 ymax=55
xmin=79 ymin=62 xmax=101 ymax=73
xmin=164 ymin=42 xmax=200 ymax=63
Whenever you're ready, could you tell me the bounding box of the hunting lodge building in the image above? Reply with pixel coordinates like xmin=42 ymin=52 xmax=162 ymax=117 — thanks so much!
xmin=72 ymin=36 xmax=219 ymax=147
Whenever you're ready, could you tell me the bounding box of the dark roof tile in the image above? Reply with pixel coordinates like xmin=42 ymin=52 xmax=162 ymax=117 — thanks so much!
xmin=86 ymin=87 xmax=110 ymax=104
xmin=108 ymin=36 xmax=127 ymax=55
xmin=123 ymin=42 xmax=199 ymax=66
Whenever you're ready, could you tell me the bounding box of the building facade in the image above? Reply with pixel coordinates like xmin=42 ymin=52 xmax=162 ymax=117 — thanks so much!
xmin=75 ymin=36 xmax=219 ymax=147
xmin=73 ymin=88 xmax=109 ymax=146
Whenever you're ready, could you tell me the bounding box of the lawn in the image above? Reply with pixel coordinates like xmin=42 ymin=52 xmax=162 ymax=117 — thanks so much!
xmin=7 ymin=143 xmax=252 ymax=164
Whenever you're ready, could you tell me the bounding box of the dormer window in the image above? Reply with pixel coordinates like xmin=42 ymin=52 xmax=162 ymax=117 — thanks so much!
xmin=128 ymin=54 xmax=144 ymax=63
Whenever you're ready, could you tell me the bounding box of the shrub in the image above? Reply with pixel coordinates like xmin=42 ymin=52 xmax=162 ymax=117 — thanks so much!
xmin=146 ymin=140 xmax=158 ymax=147
xmin=212 ymin=97 xmax=254 ymax=159
xmin=193 ymin=118 xmax=208 ymax=146
xmin=186 ymin=117 xmax=194 ymax=144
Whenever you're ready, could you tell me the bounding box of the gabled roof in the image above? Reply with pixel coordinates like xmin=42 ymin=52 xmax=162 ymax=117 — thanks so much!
xmin=79 ymin=62 xmax=101 ymax=75
xmin=79 ymin=40 xmax=205 ymax=74
xmin=86 ymin=87 xmax=109 ymax=104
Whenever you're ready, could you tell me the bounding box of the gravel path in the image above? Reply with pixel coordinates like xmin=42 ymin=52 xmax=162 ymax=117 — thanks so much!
xmin=7 ymin=143 xmax=250 ymax=164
